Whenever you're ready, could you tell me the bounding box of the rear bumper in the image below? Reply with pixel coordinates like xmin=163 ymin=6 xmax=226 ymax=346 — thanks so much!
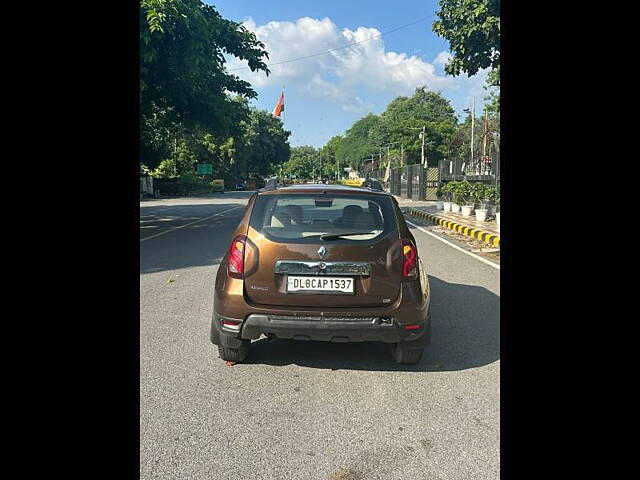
xmin=212 ymin=311 xmax=431 ymax=346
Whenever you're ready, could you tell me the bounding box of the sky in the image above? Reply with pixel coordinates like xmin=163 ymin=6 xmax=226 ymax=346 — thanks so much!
xmin=209 ymin=0 xmax=491 ymax=148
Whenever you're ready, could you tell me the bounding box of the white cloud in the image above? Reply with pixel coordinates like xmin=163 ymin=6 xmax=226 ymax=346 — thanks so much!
xmin=226 ymin=16 xmax=489 ymax=113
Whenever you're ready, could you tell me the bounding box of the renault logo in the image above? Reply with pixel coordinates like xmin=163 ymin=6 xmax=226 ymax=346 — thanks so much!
xmin=318 ymin=246 xmax=326 ymax=258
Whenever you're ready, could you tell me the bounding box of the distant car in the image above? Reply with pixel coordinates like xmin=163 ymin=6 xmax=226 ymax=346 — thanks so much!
xmin=210 ymin=183 xmax=431 ymax=364
xmin=235 ymin=182 xmax=246 ymax=191
xmin=211 ymin=179 xmax=224 ymax=193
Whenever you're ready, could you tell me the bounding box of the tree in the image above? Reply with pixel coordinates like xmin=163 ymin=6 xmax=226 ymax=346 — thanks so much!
xmin=381 ymin=88 xmax=458 ymax=165
xmin=239 ymin=109 xmax=291 ymax=178
xmin=140 ymin=0 xmax=270 ymax=170
xmin=432 ymin=0 xmax=500 ymax=78
xmin=281 ymin=146 xmax=318 ymax=180
xmin=320 ymin=135 xmax=343 ymax=179
xmin=335 ymin=114 xmax=383 ymax=171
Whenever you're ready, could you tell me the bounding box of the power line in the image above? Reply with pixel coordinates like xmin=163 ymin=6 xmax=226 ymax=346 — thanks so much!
xmin=227 ymin=14 xmax=435 ymax=72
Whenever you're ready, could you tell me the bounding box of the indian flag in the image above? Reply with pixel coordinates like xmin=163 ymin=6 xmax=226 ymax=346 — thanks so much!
xmin=272 ymin=91 xmax=284 ymax=118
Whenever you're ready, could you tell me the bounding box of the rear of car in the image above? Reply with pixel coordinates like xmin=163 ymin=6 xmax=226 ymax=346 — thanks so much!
xmin=211 ymin=179 xmax=224 ymax=193
xmin=211 ymin=185 xmax=431 ymax=364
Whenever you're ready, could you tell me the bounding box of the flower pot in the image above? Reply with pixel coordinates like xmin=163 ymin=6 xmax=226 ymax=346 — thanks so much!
xmin=475 ymin=208 xmax=488 ymax=222
xmin=496 ymin=212 xmax=500 ymax=226
xmin=436 ymin=200 xmax=444 ymax=210
xmin=451 ymin=203 xmax=461 ymax=213
xmin=443 ymin=201 xmax=452 ymax=212
xmin=461 ymin=205 xmax=474 ymax=216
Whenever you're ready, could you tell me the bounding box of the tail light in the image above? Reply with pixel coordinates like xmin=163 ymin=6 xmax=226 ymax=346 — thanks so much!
xmin=227 ymin=235 xmax=247 ymax=279
xmin=401 ymin=238 xmax=417 ymax=278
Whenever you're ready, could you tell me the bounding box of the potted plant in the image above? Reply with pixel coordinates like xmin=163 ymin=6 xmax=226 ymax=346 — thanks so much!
xmin=436 ymin=186 xmax=444 ymax=210
xmin=441 ymin=182 xmax=453 ymax=212
xmin=460 ymin=181 xmax=474 ymax=217
xmin=473 ymin=183 xmax=489 ymax=222
xmin=451 ymin=181 xmax=462 ymax=213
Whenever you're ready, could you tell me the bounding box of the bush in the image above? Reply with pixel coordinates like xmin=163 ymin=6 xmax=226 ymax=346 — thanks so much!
xmin=451 ymin=181 xmax=471 ymax=205
xmin=153 ymin=172 xmax=213 ymax=195
xmin=441 ymin=182 xmax=454 ymax=202
xmin=471 ymin=183 xmax=487 ymax=207
xmin=485 ymin=185 xmax=499 ymax=209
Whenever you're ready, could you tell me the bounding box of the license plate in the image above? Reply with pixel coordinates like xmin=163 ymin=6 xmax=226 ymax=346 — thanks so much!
xmin=286 ymin=276 xmax=354 ymax=294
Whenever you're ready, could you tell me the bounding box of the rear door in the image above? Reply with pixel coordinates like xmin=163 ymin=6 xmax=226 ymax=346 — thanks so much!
xmin=243 ymin=192 xmax=403 ymax=308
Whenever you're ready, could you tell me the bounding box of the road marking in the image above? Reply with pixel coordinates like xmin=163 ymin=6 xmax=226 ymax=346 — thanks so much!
xmin=405 ymin=219 xmax=500 ymax=271
xmin=140 ymin=206 xmax=242 ymax=243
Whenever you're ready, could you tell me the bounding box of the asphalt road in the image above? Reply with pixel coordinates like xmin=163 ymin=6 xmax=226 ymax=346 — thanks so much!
xmin=140 ymin=192 xmax=500 ymax=480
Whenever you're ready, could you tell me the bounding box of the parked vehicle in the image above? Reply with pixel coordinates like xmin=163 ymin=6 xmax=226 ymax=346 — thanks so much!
xmin=210 ymin=183 xmax=431 ymax=364
xmin=211 ymin=179 xmax=224 ymax=193
xmin=235 ymin=182 xmax=247 ymax=191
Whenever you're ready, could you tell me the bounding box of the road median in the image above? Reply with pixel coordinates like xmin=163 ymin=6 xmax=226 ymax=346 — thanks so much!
xmin=404 ymin=207 xmax=500 ymax=248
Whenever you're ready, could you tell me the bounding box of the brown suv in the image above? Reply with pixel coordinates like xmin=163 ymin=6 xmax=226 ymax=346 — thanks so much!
xmin=210 ymin=183 xmax=431 ymax=364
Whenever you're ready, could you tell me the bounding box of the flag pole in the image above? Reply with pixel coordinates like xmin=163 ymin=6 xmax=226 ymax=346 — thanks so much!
xmin=282 ymin=84 xmax=285 ymax=126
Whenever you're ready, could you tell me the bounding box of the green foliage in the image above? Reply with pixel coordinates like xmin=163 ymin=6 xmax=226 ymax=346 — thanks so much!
xmin=319 ymin=88 xmax=459 ymax=175
xmin=432 ymin=0 xmax=500 ymax=78
xmin=335 ymin=114 xmax=383 ymax=171
xmin=470 ymin=182 xmax=487 ymax=205
xmin=441 ymin=182 xmax=454 ymax=202
xmin=320 ymin=136 xmax=343 ymax=178
xmin=140 ymin=0 xmax=290 ymax=185
xmin=445 ymin=181 xmax=472 ymax=205
xmin=238 ymin=109 xmax=292 ymax=178
xmin=140 ymin=0 xmax=269 ymax=131
xmin=458 ymin=181 xmax=473 ymax=205
xmin=483 ymin=185 xmax=500 ymax=209
xmin=381 ymin=88 xmax=458 ymax=165
xmin=281 ymin=146 xmax=318 ymax=180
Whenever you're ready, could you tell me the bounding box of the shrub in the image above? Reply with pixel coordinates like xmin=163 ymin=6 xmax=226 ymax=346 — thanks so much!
xmin=471 ymin=183 xmax=488 ymax=208
xmin=484 ymin=185 xmax=499 ymax=209
xmin=441 ymin=182 xmax=454 ymax=202
xmin=452 ymin=181 xmax=472 ymax=205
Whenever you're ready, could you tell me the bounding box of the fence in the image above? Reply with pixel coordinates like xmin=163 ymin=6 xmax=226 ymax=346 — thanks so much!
xmin=387 ymin=159 xmax=498 ymax=201
xmin=439 ymin=150 xmax=500 ymax=186
xmin=387 ymin=164 xmax=428 ymax=200
xmin=140 ymin=176 xmax=154 ymax=195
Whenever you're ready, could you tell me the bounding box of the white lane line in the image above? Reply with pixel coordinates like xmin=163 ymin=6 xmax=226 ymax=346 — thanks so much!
xmin=405 ymin=219 xmax=500 ymax=271
xmin=140 ymin=206 xmax=242 ymax=243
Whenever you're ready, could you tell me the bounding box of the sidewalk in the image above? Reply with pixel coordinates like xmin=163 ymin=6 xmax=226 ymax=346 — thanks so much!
xmin=394 ymin=197 xmax=500 ymax=247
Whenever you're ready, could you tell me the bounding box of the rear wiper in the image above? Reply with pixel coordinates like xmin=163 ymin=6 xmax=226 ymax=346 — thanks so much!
xmin=320 ymin=232 xmax=373 ymax=241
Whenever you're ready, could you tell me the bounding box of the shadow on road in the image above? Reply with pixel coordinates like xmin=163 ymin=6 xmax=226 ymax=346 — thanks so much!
xmin=140 ymin=203 xmax=244 ymax=274
xmin=243 ymin=275 xmax=499 ymax=372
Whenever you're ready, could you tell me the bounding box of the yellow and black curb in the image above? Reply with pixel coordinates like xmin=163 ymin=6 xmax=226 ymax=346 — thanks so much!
xmin=405 ymin=208 xmax=500 ymax=248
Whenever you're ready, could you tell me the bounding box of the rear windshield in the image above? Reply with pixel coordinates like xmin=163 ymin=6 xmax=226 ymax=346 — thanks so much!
xmin=249 ymin=193 xmax=397 ymax=244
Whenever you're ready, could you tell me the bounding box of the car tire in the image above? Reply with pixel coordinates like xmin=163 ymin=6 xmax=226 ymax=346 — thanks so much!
xmin=218 ymin=340 xmax=250 ymax=363
xmin=210 ymin=318 xmax=220 ymax=345
xmin=391 ymin=343 xmax=424 ymax=364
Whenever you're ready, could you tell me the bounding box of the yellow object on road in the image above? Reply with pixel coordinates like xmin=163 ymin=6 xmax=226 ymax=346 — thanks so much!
xmin=211 ymin=179 xmax=224 ymax=192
